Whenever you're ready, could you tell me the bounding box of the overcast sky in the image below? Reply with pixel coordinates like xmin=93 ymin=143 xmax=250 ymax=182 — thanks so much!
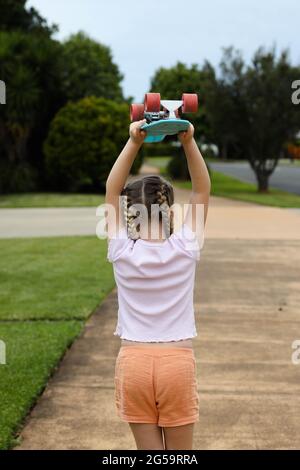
xmin=28 ymin=0 xmax=300 ymax=102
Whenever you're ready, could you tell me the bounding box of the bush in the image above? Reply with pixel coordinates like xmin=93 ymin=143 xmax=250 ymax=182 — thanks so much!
xmin=167 ymin=145 xmax=211 ymax=180
xmin=167 ymin=145 xmax=190 ymax=180
xmin=44 ymin=97 xmax=143 ymax=192
xmin=0 ymin=162 xmax=38 ymax=193
xmin=142 ymin=142 xmax=173 ymax=157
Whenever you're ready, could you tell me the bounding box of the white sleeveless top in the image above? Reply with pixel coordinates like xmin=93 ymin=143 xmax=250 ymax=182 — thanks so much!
xmin=107 ymin=223 xmax=201 ymax=342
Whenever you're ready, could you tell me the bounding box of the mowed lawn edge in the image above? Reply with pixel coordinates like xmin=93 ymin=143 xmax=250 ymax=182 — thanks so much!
xmin=149 ymin=157 xmax=300 ymax=208
xmin=0 ymin=235 xmax=115 ymax=449
xmin=1 ymin=160 xmax=299 ymax=209
xmin=0 ymin=193 xmax=105 ymax=208
xmin=0 ymin=320 xmax=84 ymax=449
xmin=176 ymin=171 xmax=300 ymax=208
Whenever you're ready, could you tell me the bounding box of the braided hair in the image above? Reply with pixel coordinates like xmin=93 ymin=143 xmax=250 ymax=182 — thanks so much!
xmin=121 ymin=175 xmax=174 ymax=241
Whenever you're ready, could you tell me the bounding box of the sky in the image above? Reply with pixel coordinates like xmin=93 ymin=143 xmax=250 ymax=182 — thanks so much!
xmin=28 ymin=0 xmax=300 ymax=102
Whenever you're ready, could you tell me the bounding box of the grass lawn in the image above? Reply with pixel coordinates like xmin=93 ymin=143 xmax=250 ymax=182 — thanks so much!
xmin=176 ymin=170 xmax=300 ymax=208
xmin=147 ymin=156 xmax=300 ymax=207
xmin=0 ymin=237 xmax=114 ymax=320
xmin=0 ymin=236 xmax=115 ymax=449
xmin=0 ymin=321 xmax=83 ymax=449
xmin=279 ymin=158 xmax=300 ymax=167
xmin=145 ymin=156 xmax=171 ymax=170
xmin=0 ymin=193 xmax=104 ymax=208
xmin=145 ymin=156 xmax=171 ymax=178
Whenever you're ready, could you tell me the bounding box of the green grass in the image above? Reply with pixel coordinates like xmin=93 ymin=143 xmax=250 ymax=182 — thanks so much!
xmin=0 ymin=193 xmax=105 ymax=208
xmin=0 ymin=236 xmax=115 ymax=449
xmin=279 ymin=158 xmax=300 ymax=167
xmin=145 ymin=156 xmax=171 ymax=174
xmin=146 ymin=156 xmax=171 ymax=169
xmin=176 ymin=170 xmax=300 ymax=208
xmin=0 ymin=237 xmax=114 ymax=320
xmin=0 ymin=321 xmax=83 ymax=449
xmin=147 ymin=156 xmax=300 ymax=207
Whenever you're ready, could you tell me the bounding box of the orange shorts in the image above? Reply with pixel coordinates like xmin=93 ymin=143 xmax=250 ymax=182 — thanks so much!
xmin=114 ymin=346 xmax=199 ymax=427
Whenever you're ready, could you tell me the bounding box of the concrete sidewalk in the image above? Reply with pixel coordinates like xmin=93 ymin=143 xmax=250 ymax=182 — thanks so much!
xmin=13 ymin=172 xmax=300 ymax=449
xmin=1 ymin=196 xmax=299 ymax=239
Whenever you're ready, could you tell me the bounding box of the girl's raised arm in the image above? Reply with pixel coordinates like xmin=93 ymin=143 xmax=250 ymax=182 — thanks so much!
xmin=178 ymin=124 xmax=211 ymax=232
xmin=105 ymin=119 xmax=146 ymax=238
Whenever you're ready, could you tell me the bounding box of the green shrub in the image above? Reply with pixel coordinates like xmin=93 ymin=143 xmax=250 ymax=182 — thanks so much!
xmin=44 ymin=96 xmax=143 ymax=192
xmin=167 ymin=145 xmax=211 ymax=180
xmin=167 ymin=146 xmax=190 ymax=180
xmin=142 ymin=142 xmax=173 ymax=157
xmin=0 ymin=162 xmax=38 ymax=193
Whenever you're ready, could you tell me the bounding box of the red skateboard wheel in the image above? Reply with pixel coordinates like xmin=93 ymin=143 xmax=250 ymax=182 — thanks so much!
xmin=181 ymin=93 xmax=198 ymax=113
xmin=144 ymin=93 xmax=161 ymax=112
xmin=130 ymin=103 xmax=145 ymax=122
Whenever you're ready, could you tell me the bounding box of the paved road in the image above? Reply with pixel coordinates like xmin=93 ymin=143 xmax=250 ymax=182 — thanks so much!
xmin=14 ymin=185 xmax=300 ymax=450
xmin=210 ymin=162 xmax=300 ymax=195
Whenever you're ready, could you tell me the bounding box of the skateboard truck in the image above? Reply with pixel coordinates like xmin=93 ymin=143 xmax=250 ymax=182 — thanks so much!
xmin=161 ymin=100 xmax=183 ymax=119
xmin=144 ymin=101 xmax=183 ymax=122
xmin=130 ymin=93 xmax=198 ymax=143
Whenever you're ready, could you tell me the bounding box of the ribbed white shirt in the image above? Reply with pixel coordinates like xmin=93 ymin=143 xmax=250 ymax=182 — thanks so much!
xmin=107 ymin=223 xmax=201 ymax=342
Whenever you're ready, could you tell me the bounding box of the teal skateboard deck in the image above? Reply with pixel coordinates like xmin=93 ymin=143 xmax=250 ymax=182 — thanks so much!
xmin=141 ymin=118 xmax=190 ymax=143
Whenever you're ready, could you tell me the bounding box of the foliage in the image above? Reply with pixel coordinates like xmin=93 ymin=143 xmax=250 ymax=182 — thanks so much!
xmin=141 ymin=142 xmax=173 ymax=157
xmin=44 ymin=96 xmax=141 ymax=192
xmin=0 ymin=31 xmax=64 ymax=192
xmin=0 ymin=0 xmax=57 ymax=36
xmin=205 ymin=47 xmax=300 ymax=191
xmin=61 ymin=31 xmax=124 ymax=103
xmin=149 ymin=61 xmax=214 ymax=140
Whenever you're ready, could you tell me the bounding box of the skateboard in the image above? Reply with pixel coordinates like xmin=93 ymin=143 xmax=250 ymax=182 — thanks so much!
xmin=130 ymin=93 xmax=198 ymax=143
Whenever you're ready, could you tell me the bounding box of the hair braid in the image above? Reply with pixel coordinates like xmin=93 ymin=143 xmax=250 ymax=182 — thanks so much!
xmin=157 ymin=184 xmax=173 ymax=238
xmin=121 ymin=193 xmax=139 ymax=240
xmin=120 ymin=175 xmax=174 ymax=241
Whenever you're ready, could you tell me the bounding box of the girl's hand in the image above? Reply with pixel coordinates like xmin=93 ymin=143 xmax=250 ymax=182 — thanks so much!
xmin=129 ymin=119 xmax=147 ymax=145
xmin=178 ymin=123 xmax=194 ymax=144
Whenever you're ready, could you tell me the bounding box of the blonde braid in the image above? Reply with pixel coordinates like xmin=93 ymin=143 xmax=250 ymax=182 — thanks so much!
xmin=157 ymin=186 xmax=172 ymax=238
xmin=121 ymin=193 xmax=139 ymax=240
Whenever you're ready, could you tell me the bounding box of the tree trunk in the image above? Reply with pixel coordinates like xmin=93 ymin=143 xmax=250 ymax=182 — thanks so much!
xmin=257 ymin=173 xmax=269 ymax=192
xmin=221 ymin=141 xmax=228 ymax=160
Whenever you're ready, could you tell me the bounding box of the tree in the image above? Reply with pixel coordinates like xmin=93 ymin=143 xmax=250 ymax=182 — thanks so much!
xmin=242 ymin=48 xmax=300 ymax=191
xmin=44 ymin=97 xmax=142 ymax=192
xmin=206 ymin=47 xmax=300 ymax=191
xmin=150 ymin=62 xmax=214 ymax=179
xmin=149 ymin=62 xmax=213 ymax=140
xmin=205 ymin=49 xmax=247 ymax=160
xmin=61 ymin=32 xmax=124 ymax=102
xmin=0 ymin=31 xmax=64 ymax=192
xmin=0 ymin=0 xmax=57 ymax=36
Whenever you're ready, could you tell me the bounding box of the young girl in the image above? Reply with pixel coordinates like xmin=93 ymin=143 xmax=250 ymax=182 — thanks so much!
xmin=105 ymin=118 xmax=210 ymax=450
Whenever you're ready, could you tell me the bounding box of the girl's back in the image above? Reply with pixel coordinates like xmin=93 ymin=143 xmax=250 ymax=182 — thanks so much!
xmin=105 ymin=117 xmax=210 ymax=449
xmin=108 ymin=223 xmax=200 ymax=342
